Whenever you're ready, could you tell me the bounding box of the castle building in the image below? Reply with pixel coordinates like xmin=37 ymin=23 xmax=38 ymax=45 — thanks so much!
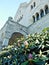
xmin=0 ymin=0 xmax=49 ymax=48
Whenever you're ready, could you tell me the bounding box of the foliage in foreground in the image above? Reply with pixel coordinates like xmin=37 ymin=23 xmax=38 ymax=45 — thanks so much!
xmin=0 ymin=31 xmax=49 ymax=65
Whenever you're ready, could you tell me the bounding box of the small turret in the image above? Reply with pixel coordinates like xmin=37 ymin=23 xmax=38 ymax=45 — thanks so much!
xmin=8 ymin=16 xmax=13 ymax=21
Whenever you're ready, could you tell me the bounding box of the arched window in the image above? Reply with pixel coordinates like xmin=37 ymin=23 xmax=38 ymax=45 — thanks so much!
xmin=36 ymin=13 xmax=39 ymax=20
xmin=45 ymin=5 xmax=49 ymax=14
xmin=31 ymin=5 xmax=33 ymax=9
xmin=32 ymin=16 xmax=35 ymax=23
xmin=34 ymin=2 xmax=36 ymax=7
xmin=40 ymin=9 xmax=44 ymax=17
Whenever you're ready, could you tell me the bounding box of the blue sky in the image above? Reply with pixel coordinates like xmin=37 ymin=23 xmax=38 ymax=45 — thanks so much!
xmin=0 ymin=0 xmax=30 ymax=30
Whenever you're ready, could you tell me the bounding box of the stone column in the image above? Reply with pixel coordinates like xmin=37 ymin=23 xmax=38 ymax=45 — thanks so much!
xmin=2 ymin=38 xmax=9 ymax=46
xmin=39 ymin=12 xmax=41 ymax=19
xmin=44 ymin=10 xmax=45 ymax=15
xmin=35 ymin=15 xmax=36 ymax=22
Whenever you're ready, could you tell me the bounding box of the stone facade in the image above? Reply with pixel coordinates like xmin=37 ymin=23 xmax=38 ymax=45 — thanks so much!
xmin=0 ymin=0 xmax=49 ymax=47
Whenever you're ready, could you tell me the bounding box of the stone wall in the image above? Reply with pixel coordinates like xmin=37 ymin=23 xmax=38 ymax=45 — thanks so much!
xmin=0 ymin=0 xmax=49 ymax=47
xmin=27 ymin=13 xmax=49 ymax=34
xmin=0 ymin=17 xmax=28 ymax=46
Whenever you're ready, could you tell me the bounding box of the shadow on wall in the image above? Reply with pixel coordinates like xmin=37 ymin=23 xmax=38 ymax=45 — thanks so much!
xmin=8 ymin=32 xmax=24 ymax=45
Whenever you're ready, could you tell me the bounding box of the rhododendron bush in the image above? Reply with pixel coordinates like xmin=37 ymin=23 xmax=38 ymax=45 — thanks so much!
xmin=0 ymin=31 xmax=49 ymax=65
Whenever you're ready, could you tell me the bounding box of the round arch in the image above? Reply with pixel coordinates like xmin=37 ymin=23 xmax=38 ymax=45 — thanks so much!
xmin=45 ymin=5 xmax=49 ymax=14
xmin=8 ymin=32 xmax=24 ymax=45
xmin=32 ymin=15 xmax=35 ymax=23
xmin=40 ymin=9 xmax=44 ymax=17
xmin=36 ymin=12 xmax=39 ymax=20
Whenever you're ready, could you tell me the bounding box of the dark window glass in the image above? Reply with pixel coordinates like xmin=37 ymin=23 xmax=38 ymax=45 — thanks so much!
xmin=31 ymin=5 xmax=33 ymax=9
xmin=32 ymin=16 xmax=35 ymax=23
xmin=45 ymin=5 xmax=49 ymax=14
xmin=40 ymin=10 xmax=44 ymax=17
xmin=34 ymin=2 xmax=36 ymax=7
xmin=36 ymin=13 xmax=39 ymax=20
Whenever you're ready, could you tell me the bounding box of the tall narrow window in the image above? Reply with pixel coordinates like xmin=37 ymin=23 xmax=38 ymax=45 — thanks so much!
xmin=40 ymin=9 xmax=44 ymax=17
xmin=45 ymin=5 xmax=49 ymax=14
xmin=32 ymin=16 xmax=35 ymax=23
xmin=34 ymin=2 xmax=36 ymax=7
xmin=31 ymin=5 xmax=33 ymax=9
xmin=36 ymin=13 xmax=39 ymax=20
